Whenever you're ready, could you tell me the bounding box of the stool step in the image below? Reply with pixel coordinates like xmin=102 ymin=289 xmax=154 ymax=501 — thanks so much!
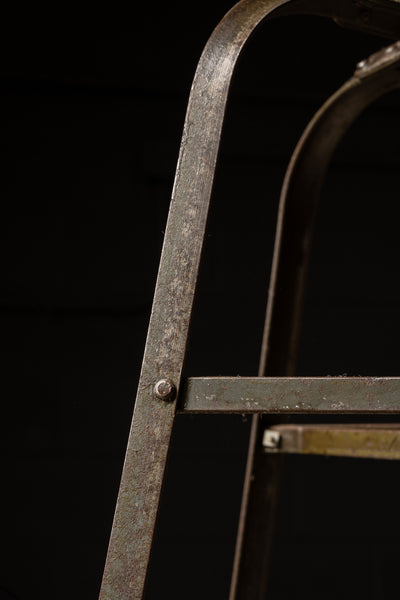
xmin=263 ymin=424 xmax=400 ymax=460
xmin=181 ymin=377 xmax=400 ymax=414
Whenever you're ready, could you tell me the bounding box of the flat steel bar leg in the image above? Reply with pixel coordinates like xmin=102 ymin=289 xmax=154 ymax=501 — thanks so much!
xmin=229 ymin=41 xmax=400 ymax=599
xmin=229 ymin=415 xmax=283 ymax=600
xmin=99 ymin=0 xmax=400 ymax=596
xmin=230 ymin=418 xmax=283 ymax=600
xmin=98 ymin=1 xmax=304 ymax=598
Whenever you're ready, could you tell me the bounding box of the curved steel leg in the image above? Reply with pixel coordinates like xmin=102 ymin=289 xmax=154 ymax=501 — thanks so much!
xmin=99 ymin=0 xmax=400 ymax=597
xmin=264 ymin=40 xmax=400 ymax=377
xmin=231 ymin=40 xmax=400 ymax=600
xmin=99 ymin=2 xmax=300 ymax=599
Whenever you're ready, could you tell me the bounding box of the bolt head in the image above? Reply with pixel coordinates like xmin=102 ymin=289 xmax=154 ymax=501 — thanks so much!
xmin=153 ymin=378 xmax=176 ymax=401
xmin=262 ymin=429 xmax=281 ymax=449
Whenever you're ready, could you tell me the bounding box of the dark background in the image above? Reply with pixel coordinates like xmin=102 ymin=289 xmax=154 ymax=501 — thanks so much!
xmin=1 ymin=3 xmax=400 ymax=599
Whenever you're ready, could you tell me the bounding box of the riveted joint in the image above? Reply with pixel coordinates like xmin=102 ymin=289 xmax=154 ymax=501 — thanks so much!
xmin=153 ymin=378 xmax=176 ymax=402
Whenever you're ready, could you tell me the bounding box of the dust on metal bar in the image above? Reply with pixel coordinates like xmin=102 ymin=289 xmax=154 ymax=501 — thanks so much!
xmin=181 ymin=377 xmax=400 ymax=414
xmin=263 ymin=424 xmax=400 ymax=460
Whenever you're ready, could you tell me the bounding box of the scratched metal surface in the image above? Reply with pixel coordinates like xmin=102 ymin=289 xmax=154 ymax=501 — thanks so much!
xmin=99 ymin=0 xmax=400 ymax=598
xmin=182 ymin=377 xmax=400 ymax=413
xmin=99 ymin=1 xmax=297 ymax=598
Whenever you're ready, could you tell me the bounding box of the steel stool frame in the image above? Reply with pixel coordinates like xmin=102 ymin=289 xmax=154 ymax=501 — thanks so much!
xmin=99 ymin=1 xmax=400 ymax=598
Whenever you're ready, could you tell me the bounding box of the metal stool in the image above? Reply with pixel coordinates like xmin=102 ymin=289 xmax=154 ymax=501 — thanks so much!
xmin=99 ymin=1 xmax=400 ymax=598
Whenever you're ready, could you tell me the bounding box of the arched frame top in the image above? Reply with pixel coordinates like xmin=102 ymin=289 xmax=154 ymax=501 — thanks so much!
xmin=146 ymin=0 xmax=400 ymax=389
xmin=99 ymin=2 xmax=400 ymax=599
xmin=261 ymin=38 xmax=400 ymax=377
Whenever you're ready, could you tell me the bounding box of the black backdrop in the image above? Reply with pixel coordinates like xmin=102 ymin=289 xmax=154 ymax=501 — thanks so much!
xmin=1 ymin=3 xmax=400 ymax=599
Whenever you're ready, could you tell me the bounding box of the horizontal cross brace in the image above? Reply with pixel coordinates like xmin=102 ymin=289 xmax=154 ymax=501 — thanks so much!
xmin=180 ymin=377 xmax=400 ymax=414
xmin=263 ymin=424 xmax=400 ymax=460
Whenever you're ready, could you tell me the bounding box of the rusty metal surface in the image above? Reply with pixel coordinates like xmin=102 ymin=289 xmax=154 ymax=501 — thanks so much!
xmin=264 ymin=424 xmax=400 ymax=459
xmin=182 ymin=377 xmax=400 ymax=414
xmin=99 ymin=0 xmax=400 ymax=598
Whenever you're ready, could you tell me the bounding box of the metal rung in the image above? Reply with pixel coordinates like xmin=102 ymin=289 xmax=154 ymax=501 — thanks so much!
xmin=262 ymin=424 xmax=400 ymax=460
xmin=181 ymin=377 xmax=400 ymax=414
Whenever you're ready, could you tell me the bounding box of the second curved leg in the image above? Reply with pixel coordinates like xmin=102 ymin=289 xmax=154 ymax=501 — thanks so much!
xmin=230 ymin=40 xmax=400 ymax=600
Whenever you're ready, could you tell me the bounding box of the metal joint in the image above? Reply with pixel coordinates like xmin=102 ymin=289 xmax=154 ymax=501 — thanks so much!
xmin=153 ymin=378 xmax=176 ymax=402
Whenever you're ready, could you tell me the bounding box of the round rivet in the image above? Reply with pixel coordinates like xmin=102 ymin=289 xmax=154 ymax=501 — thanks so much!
xmin=153 ymin=378 xmax=176 ymax=402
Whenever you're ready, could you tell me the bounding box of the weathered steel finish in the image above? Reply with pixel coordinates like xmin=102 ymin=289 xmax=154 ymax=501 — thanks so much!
xmin=263 ymin=424 xmax=400 ymax=460
xmin=99 ymin=0 xmax=400 ymax=598
xmin=182 ymin=377 xmax=400 ymax=414
xmin=99 ymin=1 xmax=299 ymax=598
